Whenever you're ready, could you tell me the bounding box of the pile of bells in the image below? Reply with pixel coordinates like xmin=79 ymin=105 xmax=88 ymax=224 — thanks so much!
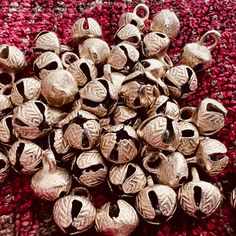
xmin=0 ymin=3 xmax=234 ymax=236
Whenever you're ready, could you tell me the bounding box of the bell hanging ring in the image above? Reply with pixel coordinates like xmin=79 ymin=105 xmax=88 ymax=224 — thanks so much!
xmin=61 ymin=52 xmax=80 ymax=68
xmin=178 ymin=167 xmax=221 ymax=218
xmin=151 ymin=9 xmax=180 ymax=39
xmin=0 ymin=152 xmax=10 ymax=184
xmin=71 ymin=17 xmax=102 ymax=43
xmin=0 ymin=84 xmax=12 ymax=97
xmin=230 ymin=188 xmax=236 ymax=209
xmin=118 ymin=3 xmax=149 ymax=32
xmin=181 ymin=30 xmax=221 ymax=71
xmin=95 ymin=199 xmax=139 ymax=236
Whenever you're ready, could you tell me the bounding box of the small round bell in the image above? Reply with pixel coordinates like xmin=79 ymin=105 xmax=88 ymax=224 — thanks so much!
xmin=79 ymin=38 xmax=110 ymax=65
xmin=163 ymin=65 xmax=198 ymax=98
xmin=178 ymin=167 xmax=221 ymax=218
xmin=108 ymin=162 xmax=146 ymax=196
xmin=143 ymin=152 xmax=188 ymax=188
xmin=0 ymin=115 xmax=14 ymax=143
xmin=100 ymin=124 xmax=140 ymax=164
xmin=0 ymin=93 xmax=13 ymax=119
xmin=95 ymin=199 xmax=139 ymax=236
xmin=31 ymin=149 xmax=72 ymax=201
xmin=187 ymin=137 xmax=228 ymax=176
xmin=33 ymin=31 xmax=60 ymax=55
xmin=12 ymin=100 xmax=50 ymax=140
xmin=79 ymin=78 xmax=118 ymax=118
xmin=151 ymin=9 xmax=180 ymax=39
xmin=118 ymin=3 xmax=149 ymax=32
xmin=181 ymin=30 xmax=221 ymax=71
xmin=147 ymin=95 xmax=180 ymax=120
xmin=72 ymin=149 xmax=107 ymax=187
xmin=53 ymin=189 xmax=96 ymax=234
xmin=115 ymin=24 xmax=142 ymax=48
xmin=11 ymin=77 xmax=41 ymax=106
xmin=0 ymin=152 xmax=10 ymax=184
xmin=137 ymin=114 xmax=181 ymax=152
xmin=8 ymin=139 xmax=43 ymax=174
xmin=177 ymin=121 xmax=199 ymax=156
xmin=230 ymin=188 xmax=236 ymax=209
xmin=142 ymin=32 xmax=170 ymax=58
xmin=33 ymin=51 xmax=63 ymax=79
xmin=67 ymin=58 xmax=97 ymax=87
xmin=71 ymin=17 xmax=102 ymax=43
xmin=41 ymin=69 xmax=78 ymax=107
xmin=107 ymin=42 xmax=139 ymax=73
xmin=135 ymin=176 xmax=177 ymax=225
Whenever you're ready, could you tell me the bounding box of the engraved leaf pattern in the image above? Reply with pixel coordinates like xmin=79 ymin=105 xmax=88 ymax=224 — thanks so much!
xmin=36 ymin=32 xmax=60 ymax=51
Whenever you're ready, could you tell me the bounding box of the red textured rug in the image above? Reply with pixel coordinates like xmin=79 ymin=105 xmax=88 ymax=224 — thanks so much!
xmin=0 ymin=0 xmax=236 ymax=235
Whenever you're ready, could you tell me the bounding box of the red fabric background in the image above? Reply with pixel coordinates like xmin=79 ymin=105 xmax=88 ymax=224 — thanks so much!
xmin=0 ymin=0 xmax=235 ymax=235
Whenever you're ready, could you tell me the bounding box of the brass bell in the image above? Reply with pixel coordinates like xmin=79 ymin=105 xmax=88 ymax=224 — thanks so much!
xmin=135 ymin=176 xmax=177 ymax=224
xmin=179 ymin=98 xmax=227 ymax=135
xmin=230 ymin=188 xmax=236 ymax=209
xmin=181 ymin=30 xmax=221 ymax=71
xmin=79 ymin=38 xmax=110 ymax=65
xmin=8 ymin=139 xmax=43 ymax=174
xmin=147 ymin=95 xmax=180 ymax=120
xmin=31 ymin=149 xmax=72 ymax=201
xmin=0 ymin=115 xmax=14 ymax=143
xmin=41 ymin=69 xmax=78 ymax=107
xmin=107 ymin=42 xmax=139 ymax=73
xmin=142 ymin=32 xmax=170 ymax=58
xmin=143 ymin=152 xmax=188 ymax=188
xmin=0 ymin=93 xmax=13 ymax=119
xmin=137 ymin=114 xmax=181 ymax=152
xmin=100 ymin=124 xmax=140 ymax=164
xmin=108 ymin=162 xmax=146 ymax=196
xmin=178 ymin=167 xmax=221 ymax=218
xmin=72 ymin=149 xmax=107 ymax=187
xmin=151 ymin=9 xmax=180 ymax=39
xmin=95 ymin=199 xmax=139 ymax=236
xmin=177 ymin=121 xmax=199 ymax=156
xmin=33 ymin=51 xmax=63 ymax=79
xmin=0 ymin=152 xmax=10 ymax=184
xmin=12 ymin=100 xmax=50 ymax=140
xmin=186 ymin=137 xmax=228 ymax=176
xmin=67 ymin=58 xmax=97 ymax=87
xmin=71 ymin=17 xmax=102 ymax=43
xmin=118 ymin=3 xmax=149 ymax=32
xmin=11 ymin=77 xmax=41 ymax=106
xmin=163 ymin=65 xmax=198 ymax=98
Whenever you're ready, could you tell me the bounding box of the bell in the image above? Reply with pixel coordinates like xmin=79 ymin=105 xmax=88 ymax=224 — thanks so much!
xmin=151 ymin=9 xmax=180 ymax=39
xmin=67 ymin=58 xmax=97 ymax=87
xmin=31 ymin=149 xmax=72 ymax=201
xmin=177 ymin=121 xmax=199 ymax=156
xmin=79 ymin=38 xmax=110 ymax=65
xmin=95 ymin=199 xmax=139 ymax=236
xmin=186 ymin=137 xmax=228 ymax=176
xmin=178 ymin=167 xmax=221 ymax=218
xmin=142 ymin=32 xmax=170 ymax=58
xmin=163 ymin=65 xmax=198 ymax=98
xmin=230 ymin=188 xmax=236 ymax=209
xmin=108 ymin=162 xmax=146 ymax=196
xmin=11 ymin=77 xmax=41 ymax=106
xmin=137 ymin=114 xmax=181 ymax=152
xmin=181 ymin=30 xmax=221 ymax=71
xmin=107 ymin=42 xmax=139 ymax=73
xmin=72 ymin=149 xmax=107 ymax=187
xmin=0 ymin=152 xmax=10 ymax=184
xmin=0 ymin=115 xmax=14 ymax=143
xmin=71 ymin=17 xmax=102 ymax=43
xmin=147 ymin=95 xmax=180 ymax=120
xmin=118 ymin=3 xmax=149 ymax=32
xmin=100 ymin=124 xmax=140 ymax=164
xmin=12 ymin=100 xmax=50 ymax=140
xmin=8 ymin=139 xmax=43 ymax=174
xmin=135 ymin=176 xmax=177 ymax=224
xmin=41 ymin=69 xmax=78 ymax=107
xmin=179 ymin=98 xmax=227 ymax=135
xmin=33 ymin=31 xmax=60 ymax=55
xmin=59 ymin=108 xmax=100 ymax=150
xmin=115 ymin=24 xmax=142 ymax=48
xmin=143 ymin=152 xmax=188 ymax=188
xmin=0 ymin=93 xmax=13 ymax=119
xmin=53 ymin=187 xmax=96 ymax=234
xmin=33 ymin=51 xmax=63 ymax=79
